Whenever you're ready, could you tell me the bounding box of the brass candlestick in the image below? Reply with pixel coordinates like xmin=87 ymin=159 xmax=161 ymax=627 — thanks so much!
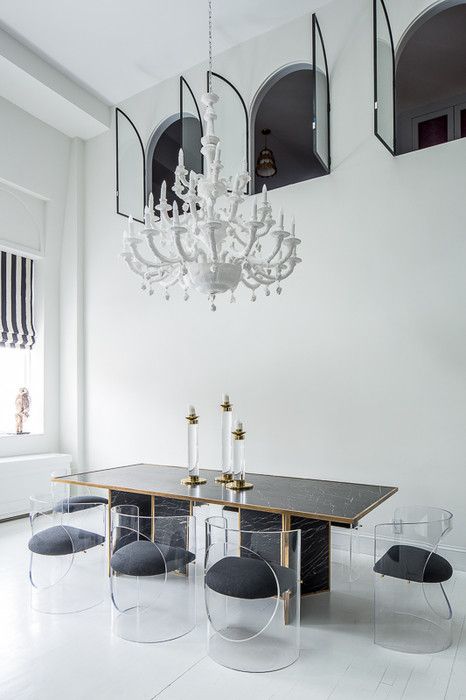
xmin=181 ymin=406 xmax=207 ymax=486
xmin=226 ymin=421 xmax=253 ymax=490
xmin=216 ymin=394 xmax=234 ymax=483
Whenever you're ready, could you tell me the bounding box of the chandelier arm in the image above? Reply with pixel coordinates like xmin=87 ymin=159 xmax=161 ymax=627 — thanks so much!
xmin=256 ymin=219 xmax=275 ymax=238
xmin=264 ymin=236 xmax=285 ymax=263
xmin=241 ymin=276 xmax=261 ymax=291
xmin=130 ymin=242 xmax=167 ymax=269
xmin=174 ymin=232 xmax=198 ymax=263
xmin=146 ymin=233 xmax=182 ymax=265
xmin=122 ymin=255 xmax=146 ymax=278
xmin=254 ymin=244 xmax=295 ymax=270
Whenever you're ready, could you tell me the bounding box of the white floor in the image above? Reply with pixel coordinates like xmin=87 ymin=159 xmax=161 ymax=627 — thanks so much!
xmin=1 ymin=515 xmax=466 ymax=700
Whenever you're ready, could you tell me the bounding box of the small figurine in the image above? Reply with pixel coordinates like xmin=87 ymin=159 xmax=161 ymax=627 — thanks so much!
xmin=15 ymin=387 xmax=30 ymax=434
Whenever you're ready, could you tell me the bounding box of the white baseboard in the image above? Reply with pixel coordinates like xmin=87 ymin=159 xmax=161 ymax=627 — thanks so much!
xmin=331 ymin=526 xmax=466 ymax=573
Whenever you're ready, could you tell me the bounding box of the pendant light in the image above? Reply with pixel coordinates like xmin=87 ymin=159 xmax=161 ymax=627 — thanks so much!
xmin=255 ymin=128 xmax=277 ymax=178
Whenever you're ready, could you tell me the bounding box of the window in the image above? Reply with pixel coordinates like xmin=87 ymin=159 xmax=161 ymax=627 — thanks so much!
xmin=0 ymin=250 xmax=39 ymax=436
xmin=250 ymin=64 xmax=327 ymax=194
xmin=374 ymin=1 xmax=466 ymax=155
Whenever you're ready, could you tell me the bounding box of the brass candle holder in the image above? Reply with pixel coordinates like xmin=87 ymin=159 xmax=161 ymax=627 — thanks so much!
xmin=181 ymin=407 xmax=207 ymax=486
xmin=216 ymin=395 xmax=234 ymax=484
xmin=180 ymin=474 xmax=207 ymax=486
xmin=226 ymin=422 xmax=253 ymax=491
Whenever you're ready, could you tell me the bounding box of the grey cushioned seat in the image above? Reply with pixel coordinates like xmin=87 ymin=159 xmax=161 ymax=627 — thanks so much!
xmin=205 ymin=556 xmax=296 ymax=599
xmin=54 ymin=495 xmax=108 ymax=513
xmin=373 ymin=544 xmax=453 ymax=583
xmin=28 ymin=525 xmax=105 ymax=556
xmin=110 ymin=540 xmax=196 ymax=577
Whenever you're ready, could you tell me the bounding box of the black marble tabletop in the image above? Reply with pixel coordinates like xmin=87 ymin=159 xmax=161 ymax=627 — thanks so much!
xmin=53 ymin=463 xmax=397 ymax=524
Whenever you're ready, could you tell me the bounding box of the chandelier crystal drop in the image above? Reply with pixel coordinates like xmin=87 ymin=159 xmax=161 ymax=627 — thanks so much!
xmin=120 ymin=3 xmax=301 ymax=311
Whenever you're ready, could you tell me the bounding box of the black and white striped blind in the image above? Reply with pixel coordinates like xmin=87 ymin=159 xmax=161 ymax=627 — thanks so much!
xmin=0 ymin=250 xmax=35 ymax=349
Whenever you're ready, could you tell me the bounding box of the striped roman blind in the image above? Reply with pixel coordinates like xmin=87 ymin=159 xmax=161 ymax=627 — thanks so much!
xmin=0 ymin=250 xmax=35 ymax=348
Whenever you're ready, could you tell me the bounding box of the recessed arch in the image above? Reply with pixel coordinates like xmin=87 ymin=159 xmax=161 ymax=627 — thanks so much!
xmin=395 ymin=1 xmax=466 ymax=154
xmin=146 ymin=112 xmax=200 ymax=206
xmin=250 ymin=62 xmax=327 ymax=194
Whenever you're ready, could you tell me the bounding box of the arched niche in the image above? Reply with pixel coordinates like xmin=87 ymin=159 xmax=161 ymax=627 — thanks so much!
xmin=250 ymin=62 xmax=328 ymax=195
xmin=374 ymin=0 xmax=466 ymax=155
xmin=146 ymin=77 xmax=203 ymax=206
xmin=396 ymin=1 xmax=466 ymax=154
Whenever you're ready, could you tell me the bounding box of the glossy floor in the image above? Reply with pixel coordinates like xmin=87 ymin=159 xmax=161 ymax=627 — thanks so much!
xmin=1 ymin=514 xmax=465 ymax=700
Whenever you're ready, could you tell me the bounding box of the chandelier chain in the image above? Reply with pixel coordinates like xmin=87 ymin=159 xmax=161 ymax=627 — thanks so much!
xmin=208 ymin=0 xmax=213 ymax=92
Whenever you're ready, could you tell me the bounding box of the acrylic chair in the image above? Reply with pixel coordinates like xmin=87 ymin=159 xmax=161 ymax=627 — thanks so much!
xmin=373 ymin=506 xmax=453 ymax=653
xmin=50 ymin=469 xmax=108 ymax=513
xmin=204 ymin=516 xmax=301 ymax=672
xmin=28 ymin=495 xmax=106 ymax=613
xmin=110 ymin=505 xmax=196 ymax=643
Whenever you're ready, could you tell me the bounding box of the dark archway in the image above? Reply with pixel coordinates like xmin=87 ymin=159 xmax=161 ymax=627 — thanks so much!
xmin=146 ymin=114 xmax=201 ymax=206
xmin=396 ymin=2 xmax=466 ymax=154
xmin=250 ymin=65 xmax=326 ymax=194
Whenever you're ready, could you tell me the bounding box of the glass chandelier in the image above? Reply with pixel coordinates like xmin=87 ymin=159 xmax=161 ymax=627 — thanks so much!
xmin=120 ymin=1 xmax=301 ymax=311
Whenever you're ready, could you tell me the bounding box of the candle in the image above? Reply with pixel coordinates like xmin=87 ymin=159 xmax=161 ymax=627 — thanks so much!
xmin=189 ymin=171 xmax=196 ymax=192
xmin=278 ymin=209 xmax=284 ymax=229
xmin=262 ymin=184 xmax=268 ymax=204
xmin=161 ymin=180 xmax=167 ymax=201
xmin=221 ymin=394 xmax=233 ymax=475
xmin=148 ymin=192 xmax=154 ymax=211
xmin=291 ymin=216 xmax=296 ymax=236
xmin=173 ymin=200 xmax=180 ymax=225
xmin=144 ymin=205 xmax=150 ymax=227
xmin=233 ymin=420 xmax=246 ymax=481
xmin=178 ymin=148 xmax=184 ymax=167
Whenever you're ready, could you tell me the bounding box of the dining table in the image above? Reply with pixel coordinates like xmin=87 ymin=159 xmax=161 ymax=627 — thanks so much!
xmin=53 ymin=463 xmax=398 ymax=595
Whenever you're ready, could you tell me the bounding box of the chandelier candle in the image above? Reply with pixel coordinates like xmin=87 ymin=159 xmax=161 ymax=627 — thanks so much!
xmin=215 ymin=394 xmax=233 ymax=483
xmin=181 ymin=405 xmax=207 ymax=486
xmin=226 ymin=420 xmax=253 ymax=491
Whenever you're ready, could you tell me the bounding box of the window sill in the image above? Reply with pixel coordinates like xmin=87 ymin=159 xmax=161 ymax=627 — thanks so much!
xmin=0 ymin=432 xmax=44 ymax=439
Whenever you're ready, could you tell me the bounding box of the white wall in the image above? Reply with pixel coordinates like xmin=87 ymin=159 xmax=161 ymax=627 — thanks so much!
xmin=83 ymin=1 xmax=466 ymax=551
xmin=0 ymin=95 xmax=70 ymax=458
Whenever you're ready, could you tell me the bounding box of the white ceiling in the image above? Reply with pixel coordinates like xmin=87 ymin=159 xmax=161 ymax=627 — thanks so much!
xmin=0 ymin=0 xmax=328 ymax=105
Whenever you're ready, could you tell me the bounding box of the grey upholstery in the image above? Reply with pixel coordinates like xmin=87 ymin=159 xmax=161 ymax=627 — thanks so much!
xmin=28 ymin=525 xmax=105 ymax=556
xmin=205 ymin=556 xmax=296 ymax=599
xmin=110 ymin=540 xmax=196 ymax=577
xmin=54 ymin=495 xmax=108 ymax=513
xmin=374 ymin=544 xmax=453 ymax=583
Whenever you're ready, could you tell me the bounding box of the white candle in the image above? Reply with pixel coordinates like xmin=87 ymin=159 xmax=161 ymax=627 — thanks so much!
xmin=262 ymin=184 xmax=268 ymax=204
xmin=278 ymin=208 xmax=284 ymax=229
xmin=291 ymin=216 xmax=296 ymax=236
xmin=161 ymin=181 xmax=167 ymax=201
xmin=178 ymin=148 xmax=184 ymax=167
xmin=149 ymin=192 xmax=154 ymax=210
xmin=173 ymin=200 xmax=180 ymax=224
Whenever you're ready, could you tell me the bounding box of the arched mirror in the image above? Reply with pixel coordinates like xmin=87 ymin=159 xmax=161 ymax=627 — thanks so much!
xmin=250 ymin=63 xmax=328 ymax=194
xmin=208 ymin=71 xmax=249 ymax=192
xmin=115 ymin=108 xmax=146 ymax=223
